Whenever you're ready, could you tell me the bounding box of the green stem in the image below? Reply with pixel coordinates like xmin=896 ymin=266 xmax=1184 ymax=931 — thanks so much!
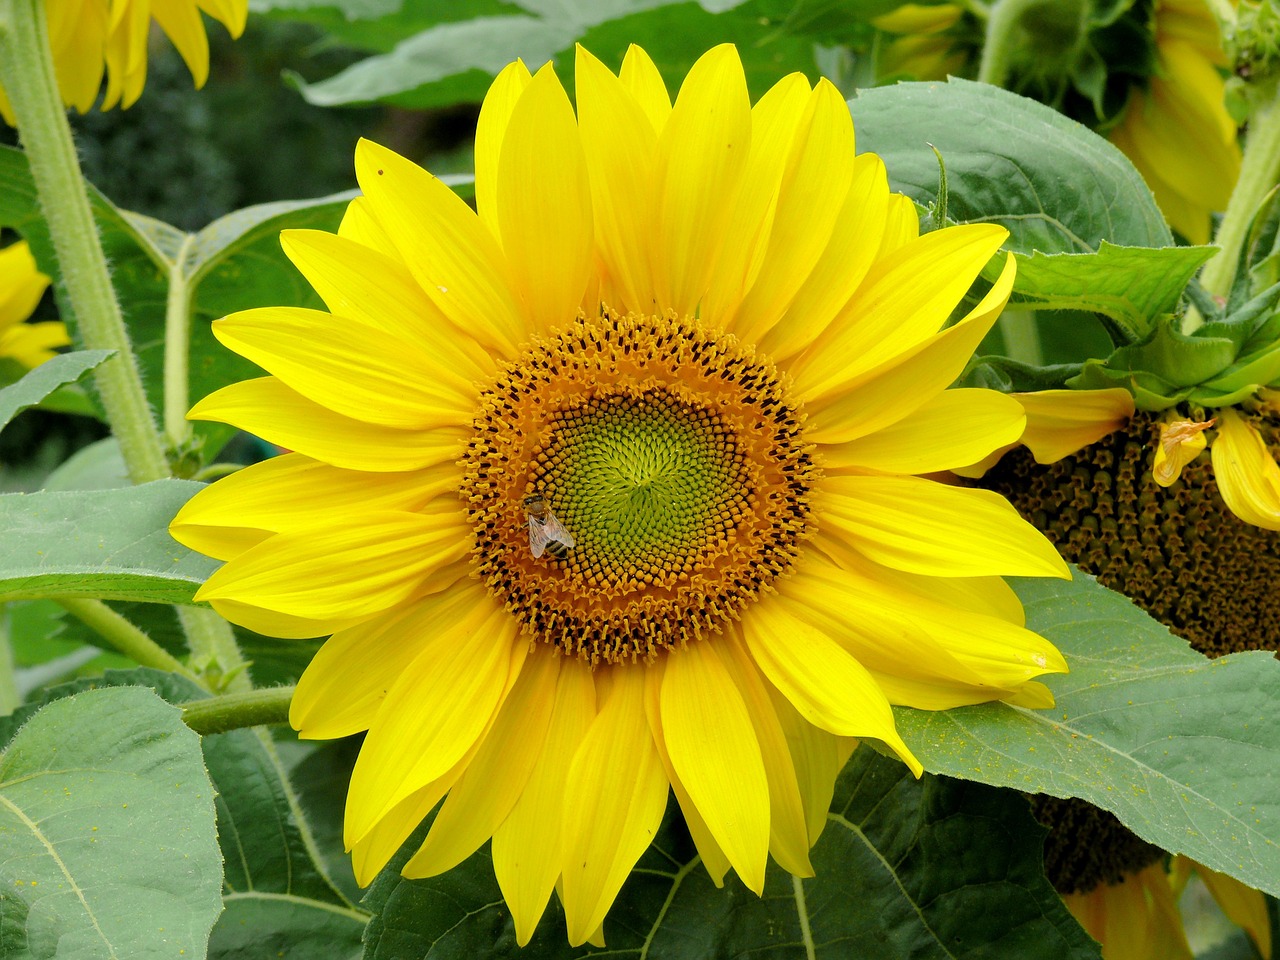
xmin=1197 ymin=98 xmax=1280 ymax=305
xmin=182 ymin=686 xmax=294 ymax=735
xmin=163 ymin=233 xmax=197 ymax=448
xmin=0 ymin=0 xmax=168 ymax=484
xmin=56 ymin=598 xmax=204 ymax=686
xmin=178 ymin=605 xmax=253 ymax=693
xmin=977 ymin=0 xmax=1041 ymax=86
xmin=0 ymin=605 xmax=20 ymax=715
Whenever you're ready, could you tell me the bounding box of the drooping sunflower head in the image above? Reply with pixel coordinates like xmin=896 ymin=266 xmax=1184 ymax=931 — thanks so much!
xmin=0 ymin=240 xmax=67 ymax=374
xmin=172 ymin=44 xmax=1071 ymax=945
xmin=0 ymin=0 xmax=248 ymax=123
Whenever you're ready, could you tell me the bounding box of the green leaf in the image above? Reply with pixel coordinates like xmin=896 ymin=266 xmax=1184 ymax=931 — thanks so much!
xmin=284 ymin=0 xmax=814 ymax=109
xmin=210 ymin=895 xmax=366 ymax=960
xmin=1005 ymin=243 xmax=1216 ymax=341
xmin=0 ymin=480 xmax=218 ymax=604
xmin=0 ymin=686 xmax=222 ymax=959
xmin=894 ymin=569 xmax=1280 ymax=898
xmin=849 ymin=78 xmax=1174 ymax=252
xmin=0 ymin=350 xmax=112 ymax=431
xmin=359 ymin=749 xmax=1099 ymax=958
xmin=3 ymin=669 xmax=369 ymax=957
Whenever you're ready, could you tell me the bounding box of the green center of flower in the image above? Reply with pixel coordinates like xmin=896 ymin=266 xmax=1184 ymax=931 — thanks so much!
xmin=459 ymin=310 xmax=817 ymax=664
xmin=533 ymin=392 xmax=750 ymax=588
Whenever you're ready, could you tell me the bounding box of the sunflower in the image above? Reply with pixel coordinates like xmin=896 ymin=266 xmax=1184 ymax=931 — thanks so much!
xmin=171 ymin=44 xmax=1071 ymax=945
xmin=0 ymin=0 xmax=248 ymax=123
xmin=1106 ymin=0 xmax=1240 ymax=244
xmin=0 ymin=240 xmax=67 ymax=372
xmin=1062 ymin=856 xmax=1271 ymax=960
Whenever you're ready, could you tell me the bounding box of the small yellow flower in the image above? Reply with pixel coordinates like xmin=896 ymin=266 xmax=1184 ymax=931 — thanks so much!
xmin=1063 ymin=858 xmax=1271 ymax=960
xmin=172 ymin=45 xmax=1071 ymax=944
xmin=0 ymin=241 xmax=68 ymax=370
xmin=0 ymin=0 xmax=248 ymax=123
xmin=1151 ymin=416 xmax=1214 ymax=486
xmin=1107 ymin=0 xmax=1241 ymax=243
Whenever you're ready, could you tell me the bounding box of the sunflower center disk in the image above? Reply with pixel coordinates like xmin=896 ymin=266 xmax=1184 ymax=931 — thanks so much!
xmin=460 ymin=311 xmax=817 ymax=664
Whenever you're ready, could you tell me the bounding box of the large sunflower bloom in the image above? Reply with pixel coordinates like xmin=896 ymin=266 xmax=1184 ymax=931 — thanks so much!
xmin=0 ymin=240 xmax=67 ymax=370
xmin=1063 ymin=857 xmax=1271 ymax=960
xmin=0 ymin=0 xmax=247 ymax=123
xmin=171 ymin=44 xmax=1070 ymax=945
xmin=1106 ymin=0 xmax=1240 ymax=244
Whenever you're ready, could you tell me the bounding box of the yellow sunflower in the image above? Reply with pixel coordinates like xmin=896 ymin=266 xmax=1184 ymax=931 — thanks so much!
xmin=0 ymin=0 xmax=248 ymax=123
xmin=1064 ymin=857 xmax=1271 ymax=960
xmin=171 ymin=44 xmax=1071 ymax=945
xmin=1107 ymin=0 xmax=1241 ymax=244
xmin=0 ymin=240 xmax=68 ymax=370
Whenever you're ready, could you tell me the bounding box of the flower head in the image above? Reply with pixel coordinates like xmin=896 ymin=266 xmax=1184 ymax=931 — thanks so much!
xmin=171 ymin=44 xmax=1070 ymax=944
xmin=0 ymin=240 xmax=67 ymax=371
xmin=0 ymin=0 xmax=248 ymax=123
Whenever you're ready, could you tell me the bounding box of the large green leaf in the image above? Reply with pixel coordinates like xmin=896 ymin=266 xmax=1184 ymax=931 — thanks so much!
xmin=359 ymin=749 xmax=1099 ymax=959
xmin=0 ymin=479 xmax=217 ymax=604
xmin=0 ymin=350 xmax=112 ymax=430
xmin=849 ymin=78 xmax=1173 ymax=252
xmin=894 ymin=570 xmax=1280 ymax=898
xmin=278 ymin=0 xmax=818 ymax=109
xmin=3 ymin=669 xmax=369 ymax=958
xmin=0 ymin=686 xmax=223 ymax=959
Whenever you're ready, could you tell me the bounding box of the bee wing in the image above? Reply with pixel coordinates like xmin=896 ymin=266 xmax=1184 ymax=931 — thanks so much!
xmin=528 ymin=516 xmax=551 ymax=558
xmin=541 ymin=511 xmax=574 ymax=549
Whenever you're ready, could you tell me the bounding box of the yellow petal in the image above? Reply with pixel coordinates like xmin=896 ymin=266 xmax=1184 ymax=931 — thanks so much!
xmin=1063 ymin=863 xmax=1193 ymax=960
xmin=211 ymin=308 xmax=475 ymax=430
xmin=1211 ymin=408 xmax=1280 ymax=530
xmin=742 ymin=596 xmax=922 ymax=776
xmin=619 ymin=44 xmax=671 ymax=134
xmin=345 ymin=599 xmax=517 ymax=845
xmin=660 ymin=642 xmax=770 ymax=894
xmin=474 ymin=59 xmax=532 ymax=241
xmin=280 ymin=228 xmax=497 ymax=379
xmin=1014 ymin=388 xmax=1135 ymax=464
xmin=496 ymin=64 xmax=593 ymax=335
xmin=829 ymin=388 xmax=1026 ymax=475
xmin=759 ymin=152 xmax=889 ymax=362
xmin=877 ymin=193 xmax=921 ymax=256
xmin=821 ymin=474 xmax=1069 ymax=579
xmin=701 ymin=72 xmax=810 ymax=326
xmin=493 ymin=659 xmax=596 ymax=946
xmin=151 ymin=0 xmax=210 ymax=88
xmin=801 ymin=254 xmax=1017 ymax=443
xmin=642 ymin=660 xmax=732 ymax=885
xmin=764 ymin=682 xmax=855 ymax=846
xmin=290 ymin=583 xmax=475 ymax=741
xmin=1192 ymin=860 xmax=1272 ymax=960
xmin=354 ymin=138 xmax=526 ymax=355
xmin=561 ymin=668 xmax=668 ymax=945
xmin=336 ymin=196 xmax=400 ymax=260
xmin=189 ymin=377 xmax=465 ymax=472
xmin=1152 ymin=417 xmax=1213 ymax=487
xmin=652 ymin=44 xmax=751 ymax=316
xmin=720 ymin=632 xmax=814 ymax=877
xmin=0 ymin=241 xmax=51 ymax=330
xmin=169 ymin=454 xmax=454 ymax=561
xmin=195 ymin=505 xmax=472 ymax=632
xmin=792 ymin=224 xmax=1008 ymax=394
xmin=576 ymin=45 xmax=660 ymax=314
xmin=730 ymin=80 xmax=857 ymax=345
xmin=349 ymin=779 xmax=457 ymax=887
xmin=405 ymin=647 xmax=559 ymax=879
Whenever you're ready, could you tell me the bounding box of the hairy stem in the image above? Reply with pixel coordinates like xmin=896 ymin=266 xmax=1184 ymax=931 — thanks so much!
xmin=56 ymin=598 xmax=204 ymax=685
xmin=182 ymin=685 xmax=295 ymax=735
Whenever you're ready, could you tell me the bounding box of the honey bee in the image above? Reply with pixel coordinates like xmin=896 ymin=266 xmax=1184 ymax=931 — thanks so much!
xmin=522 ymin=493 xmax=575 ymax=559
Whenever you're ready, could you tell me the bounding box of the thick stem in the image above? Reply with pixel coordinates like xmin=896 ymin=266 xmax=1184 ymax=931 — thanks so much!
xmin=0 ymin=606 xmax=20 ymax=715
xmin=182 ymin=686 xmax=294 ymax=735
xmin=0 ymin=0 xmax=168 ymax=483
xmin=56 ymin=598 xmax=204 ymax=685
xmin=163 ymin=233 xmax=197 ymax=448
xmin=1197 ymin=98 xmax=1280 ymax=304
xmin=178 ymin=605 xmax=253 ymax=693
xmin=977 ymin=0 xmax=1041 ymax=86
